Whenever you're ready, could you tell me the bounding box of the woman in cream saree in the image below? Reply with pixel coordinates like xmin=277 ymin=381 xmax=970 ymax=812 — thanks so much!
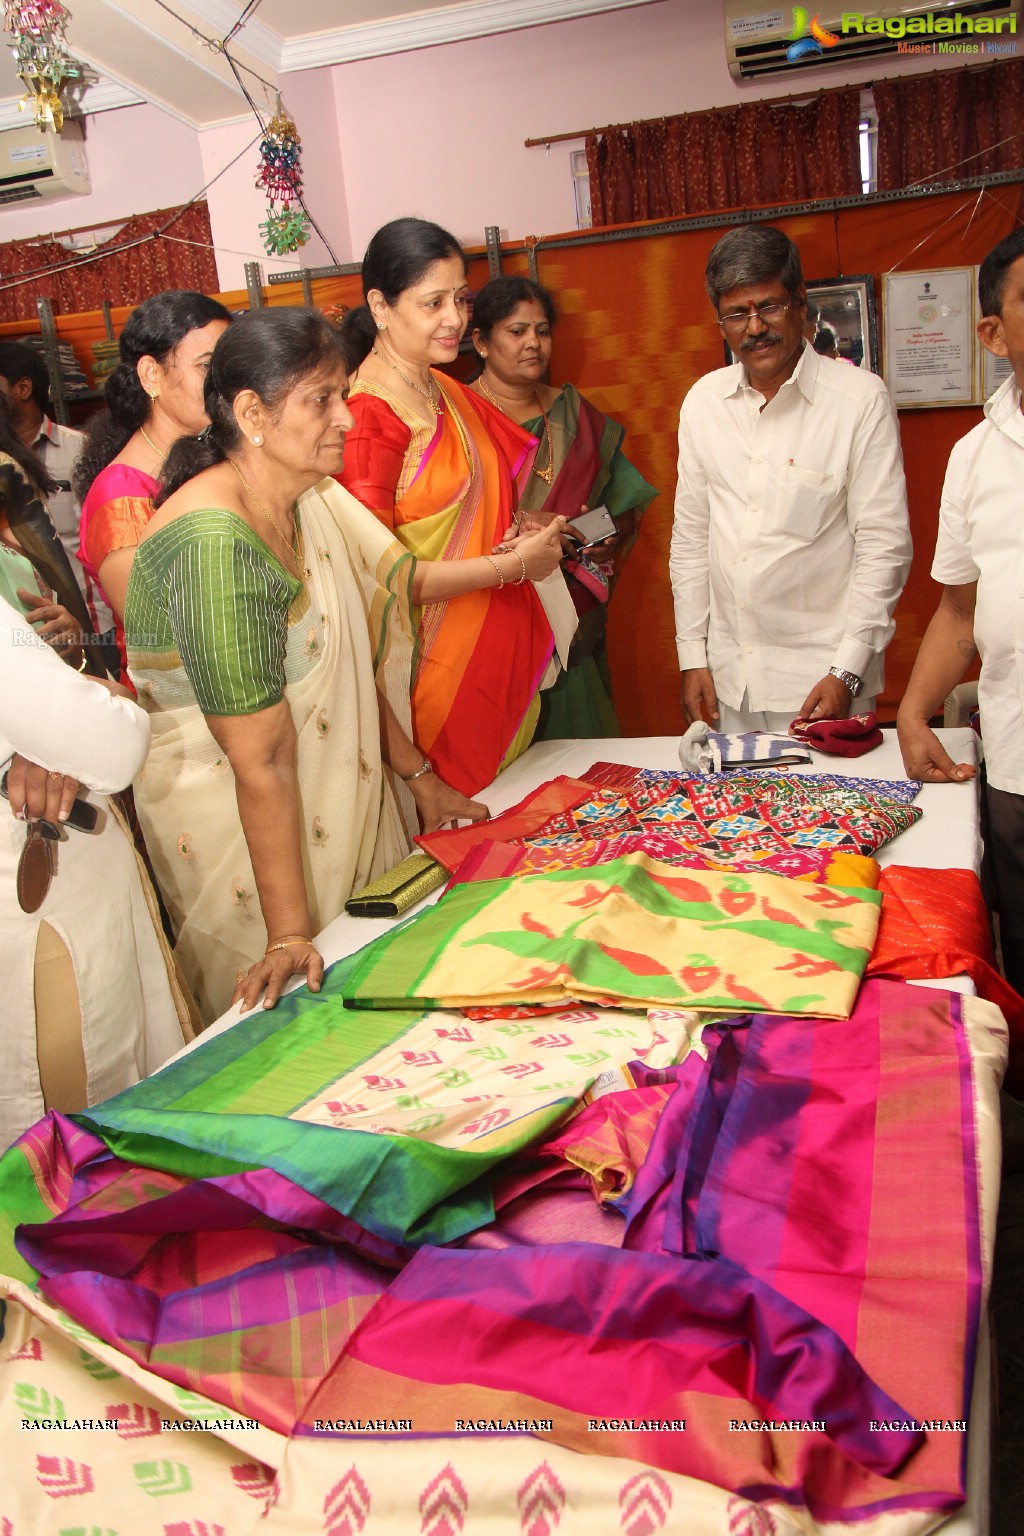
xmin=127 ymin=478 xmax=415 ymax=1022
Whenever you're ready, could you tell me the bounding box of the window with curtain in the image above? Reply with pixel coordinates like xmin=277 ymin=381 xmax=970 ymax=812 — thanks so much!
xmin=585 ymin=89 xmax=862 ymax=227
xmin=874 ymin=57 xmax=1024 ymax=190
xmin=584 ymin=57 xmax=1024 ymax=230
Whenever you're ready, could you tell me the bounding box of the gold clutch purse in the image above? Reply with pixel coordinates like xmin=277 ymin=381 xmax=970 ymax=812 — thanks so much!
xmin=345 ymin=851 xmax=447 ymax=918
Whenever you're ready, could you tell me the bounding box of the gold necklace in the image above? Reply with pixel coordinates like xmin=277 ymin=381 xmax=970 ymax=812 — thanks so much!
xmin=228 ymin=460 xmax=298 ymax=571
xmin=372 ymin=345 xmax=441 ymax=414
xmin=139 ymin=425 xmax=166 ymax=464
xmin=476 ymin=376 xmax=554 ymax=484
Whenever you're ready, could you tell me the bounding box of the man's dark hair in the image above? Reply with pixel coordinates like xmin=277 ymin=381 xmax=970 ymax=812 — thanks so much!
xmin=705 ymin=224 xmax=804 ymax=311
xmin=978 ymin=227 xmax=1024 ymax=319
xmin=0 ymin=340 xmax=51 ymax=412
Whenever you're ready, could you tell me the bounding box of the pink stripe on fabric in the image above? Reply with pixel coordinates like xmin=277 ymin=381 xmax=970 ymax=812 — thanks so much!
xmin=509 ymin=432 xmax=537 ymax=482
xmin=767 ymin=991 xmax=881 ymax=1351
xmin=950 ymin=989 xmax=984 ymax=1490
xmin=408 ymin=405 xmax=445 ymax=487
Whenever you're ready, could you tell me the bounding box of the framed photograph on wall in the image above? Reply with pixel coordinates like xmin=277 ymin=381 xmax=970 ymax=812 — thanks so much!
xmin=882 ymin=267 xmax=976 ymax=408
xmin=723 ymin=276 xmax=878 ymax=372
xmin=805 ymin=276 xmax=878 ymax=373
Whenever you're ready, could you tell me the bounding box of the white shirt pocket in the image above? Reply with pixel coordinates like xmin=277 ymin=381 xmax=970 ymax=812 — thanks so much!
xmin=774 ymin=463 xmax=838 ymax=542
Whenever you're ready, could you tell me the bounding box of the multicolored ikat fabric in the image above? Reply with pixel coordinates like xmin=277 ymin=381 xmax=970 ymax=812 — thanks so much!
xmin=417 ymin=764 xmax=922 ymax=886
xmin=523 ymin=766 xmax=922 ymax=864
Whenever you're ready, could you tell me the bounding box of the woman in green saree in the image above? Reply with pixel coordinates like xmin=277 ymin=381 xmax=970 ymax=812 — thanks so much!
xmin=470 ymin=276 xmax=657 ymax=738
xmin=124 ymin=308 xmax=485 ymax=1023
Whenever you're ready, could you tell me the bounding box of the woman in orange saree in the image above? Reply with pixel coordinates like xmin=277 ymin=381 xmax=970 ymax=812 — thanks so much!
xmin=338 ymin=219 xmax=575 ymax=799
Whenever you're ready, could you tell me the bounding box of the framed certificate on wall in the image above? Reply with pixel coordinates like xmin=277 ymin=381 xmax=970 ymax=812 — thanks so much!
xmin=882 ymin=267 xmax=975 ymax=408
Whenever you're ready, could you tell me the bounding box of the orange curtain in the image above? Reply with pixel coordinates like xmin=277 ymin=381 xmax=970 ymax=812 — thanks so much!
xmin=0 ymin=201 xmax=219 ymax=323
xmin=875 ymin=58 xmax=1024 ymax=191
xmin=585 ymin=89 xmax=862 ymax=226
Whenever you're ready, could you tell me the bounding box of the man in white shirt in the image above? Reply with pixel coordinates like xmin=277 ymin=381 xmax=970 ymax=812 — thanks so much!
xmin=670 ymin=224 xmax=911 ymax=733
xmin=897 ymin=228 xmax=1024 ymax=995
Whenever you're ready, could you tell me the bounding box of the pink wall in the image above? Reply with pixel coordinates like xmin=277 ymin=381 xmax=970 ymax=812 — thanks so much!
xmin=0 ymin=102 xmax=203 ymax=245
xmin=326 ymin=0 xmax=994 ymax=258
xmin=1 ymin=1 xmax=1000 ymax=285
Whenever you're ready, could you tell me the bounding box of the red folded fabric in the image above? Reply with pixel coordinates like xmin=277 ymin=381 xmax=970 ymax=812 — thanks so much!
xmin=414 ymin=775 xmax=595 ymax=872
xmin=788 ymin=711 xmax=883 ymax=757
xmin=865 ymin=864 xmax=1024 ymax=1063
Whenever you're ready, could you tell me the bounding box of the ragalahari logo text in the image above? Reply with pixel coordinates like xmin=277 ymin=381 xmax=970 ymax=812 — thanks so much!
xmin=786 ymin=8 xmax=840 ymax=63
xmin=785 ymin=8 xmax=1018 ymax=62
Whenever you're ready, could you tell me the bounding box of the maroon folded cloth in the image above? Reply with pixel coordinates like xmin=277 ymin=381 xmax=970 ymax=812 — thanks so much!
xmin=788 ymin=711 xmax=884 ymax=757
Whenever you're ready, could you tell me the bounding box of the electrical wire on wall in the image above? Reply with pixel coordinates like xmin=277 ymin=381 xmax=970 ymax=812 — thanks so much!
xmin=0 ymin=129 xmax=269 ymax=296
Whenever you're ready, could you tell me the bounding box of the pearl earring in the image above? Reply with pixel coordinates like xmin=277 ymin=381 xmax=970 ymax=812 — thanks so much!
xmin=253 ymin=435 xmax=263 ymax=446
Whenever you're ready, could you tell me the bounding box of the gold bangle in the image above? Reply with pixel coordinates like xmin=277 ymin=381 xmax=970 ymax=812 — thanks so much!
xmin=509 ymin=548 xmax=528 ymax=586
xmin=484 ymin=555 xmax=505 ymax=590
xmin=265 ymin=936 xmax=312 ymax=954
xmin=76 ymin=652 xmax=88 ymax=672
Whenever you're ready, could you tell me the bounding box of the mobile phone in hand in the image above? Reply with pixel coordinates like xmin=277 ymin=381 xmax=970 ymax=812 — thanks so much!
xmin=566 ymin=505 xmax=616 ymax=548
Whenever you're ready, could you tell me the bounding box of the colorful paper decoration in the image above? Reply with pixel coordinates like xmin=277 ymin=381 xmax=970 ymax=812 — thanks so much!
xmin=3 ymin=0 xmax=82 ymax=133
xmin=256 ymin=105 xmax=311 ymax=256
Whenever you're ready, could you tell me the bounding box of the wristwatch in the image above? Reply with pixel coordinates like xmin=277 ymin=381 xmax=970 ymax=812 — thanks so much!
xmin=828 ymin=666 xmax=863 ymax=699
xmin=401 ymin=757 xmax=434 ymax=783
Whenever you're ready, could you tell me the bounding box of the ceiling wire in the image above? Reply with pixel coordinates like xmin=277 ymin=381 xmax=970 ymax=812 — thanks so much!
xmin=150 ymin=0 xmax=277 ymax=96
xmin=151 ymin=0 xmax=342 ymax=265
xmin=223 ymin=0 xmax=264 ymax=49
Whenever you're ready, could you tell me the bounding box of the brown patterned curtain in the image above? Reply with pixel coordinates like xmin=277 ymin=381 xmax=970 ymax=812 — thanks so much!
xmin=0 ymin=201 xmax=219 ymax=323
xmin=586 ymin=88 xmax=862 ymax=227
xmin=875 ymin=58 xmax=1024 ymax=191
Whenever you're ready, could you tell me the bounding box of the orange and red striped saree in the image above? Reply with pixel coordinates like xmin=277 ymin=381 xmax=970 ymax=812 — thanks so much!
xmin=339 ymin=373 xmax=556 ymax=797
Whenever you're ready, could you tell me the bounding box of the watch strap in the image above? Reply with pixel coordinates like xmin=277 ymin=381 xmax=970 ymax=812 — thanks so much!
xmin=828 ymin=666 xmax=863 ymax=698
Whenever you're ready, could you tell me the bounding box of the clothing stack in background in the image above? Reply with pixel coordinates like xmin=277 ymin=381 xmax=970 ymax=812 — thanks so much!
xmin=90 ymin=337 xmax=119 ymax=390
xmin=15 ymin=335 xmax=91 ymax=399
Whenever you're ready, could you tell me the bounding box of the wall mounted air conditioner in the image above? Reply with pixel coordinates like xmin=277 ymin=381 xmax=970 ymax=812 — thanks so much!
xmin=725 ymin=0 xmax=1021 ymax=81
xmin=0 ymin=119 xmax=91 ymax=206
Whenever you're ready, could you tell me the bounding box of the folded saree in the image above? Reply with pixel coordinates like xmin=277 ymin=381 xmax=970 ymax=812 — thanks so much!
xmin=341 ymin=854 xmax=880 ymax=1017
xmin=533 ymin=770 xmax=923 ymax=858
xmin=414 ymin=774 xmax=596 ymax=872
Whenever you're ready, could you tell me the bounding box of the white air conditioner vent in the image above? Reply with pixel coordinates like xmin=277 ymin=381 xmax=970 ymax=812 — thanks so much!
xmin=0 ymin=119 xmax=91 ymax=205
xmin=725 ymin=0 xmax=1021 ymax=81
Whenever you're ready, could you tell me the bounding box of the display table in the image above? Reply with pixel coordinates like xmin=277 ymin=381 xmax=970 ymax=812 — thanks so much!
xmin=194 ymin=728 xmax=997 ymax=1536
xmin=192 ymin=728 xmax=983 ymax=1055
xmin=0 ymin=729 xmax=1003 ymax=1536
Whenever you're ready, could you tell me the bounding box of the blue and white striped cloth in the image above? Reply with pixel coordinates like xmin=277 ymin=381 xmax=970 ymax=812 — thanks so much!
xmin=679 ymin=720 xmax=811 ymax=774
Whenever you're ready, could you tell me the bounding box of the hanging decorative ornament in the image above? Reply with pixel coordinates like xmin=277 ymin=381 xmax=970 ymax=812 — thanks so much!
xmin=3 ymin=0 xmax=82 ymax=133
xmin=256 ymin=103 xmax=311 ymax=256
